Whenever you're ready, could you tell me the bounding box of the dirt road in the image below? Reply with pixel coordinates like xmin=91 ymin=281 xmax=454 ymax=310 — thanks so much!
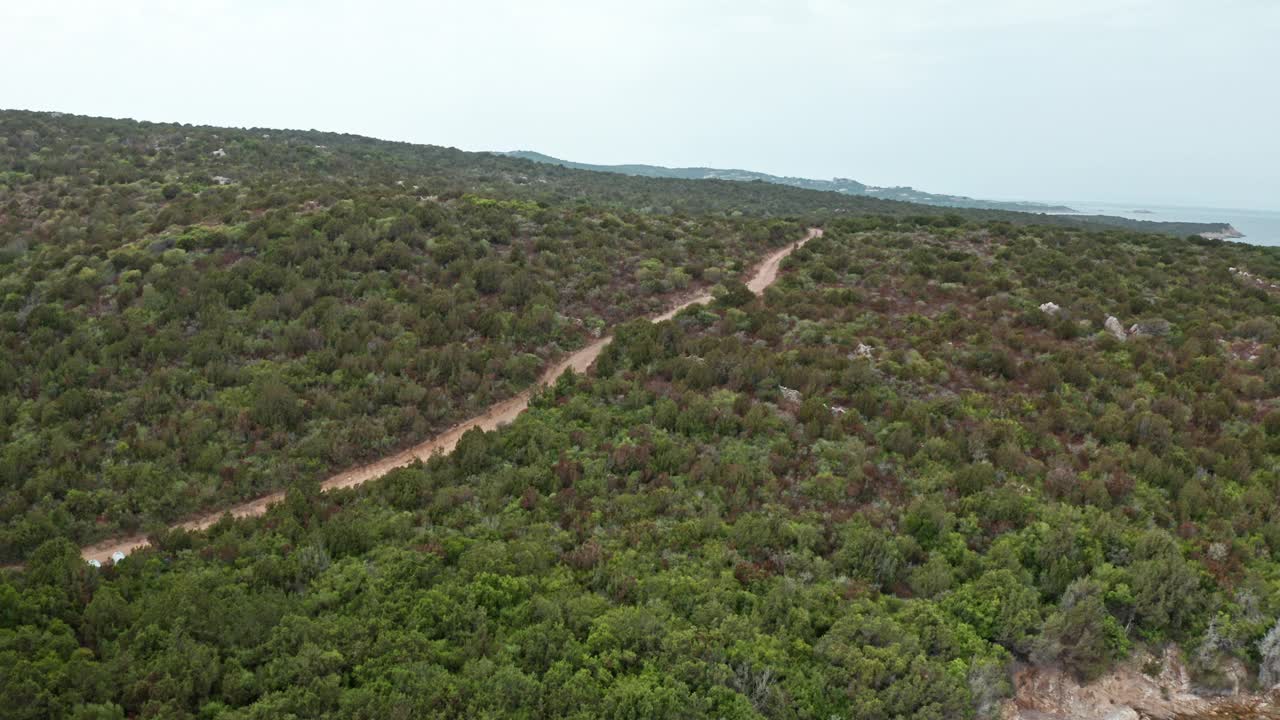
xmin=79 ymin=228 xmax=821 ymax=565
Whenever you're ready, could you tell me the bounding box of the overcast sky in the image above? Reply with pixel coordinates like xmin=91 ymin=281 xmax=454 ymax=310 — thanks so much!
xmin=3 ymin=1 xmax=1277 ymax=209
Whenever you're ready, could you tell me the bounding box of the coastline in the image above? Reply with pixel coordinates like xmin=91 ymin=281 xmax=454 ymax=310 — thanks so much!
xmin=1049 ymin=201 xmax=1280 ymax=247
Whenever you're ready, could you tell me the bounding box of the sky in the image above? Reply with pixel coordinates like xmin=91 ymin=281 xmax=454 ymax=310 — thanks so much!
xmin=3 ymin=1 xmax=1278 ymax=209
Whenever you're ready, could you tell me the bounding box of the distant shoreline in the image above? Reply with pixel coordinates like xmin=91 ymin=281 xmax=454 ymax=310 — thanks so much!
xmin=1049 ymin=201 xmax=1280 ymax=247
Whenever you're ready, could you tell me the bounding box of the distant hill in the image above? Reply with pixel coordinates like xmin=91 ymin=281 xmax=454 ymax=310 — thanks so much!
xmin=504 ymin=150 xmax=1078 ymax=214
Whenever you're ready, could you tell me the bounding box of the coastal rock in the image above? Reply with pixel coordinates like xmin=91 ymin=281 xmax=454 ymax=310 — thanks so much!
xmin=1105 ymin=316 xmax=1128 ymax=341
xmin=1199 ymin=224 xmax=1245 ymax=241
xmin=1039 ymin=302 xmax=1061 ymax=315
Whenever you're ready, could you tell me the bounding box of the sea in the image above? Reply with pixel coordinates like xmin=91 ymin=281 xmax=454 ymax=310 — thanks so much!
xmin=1052 ymin=200 xmax=1280 ymax=247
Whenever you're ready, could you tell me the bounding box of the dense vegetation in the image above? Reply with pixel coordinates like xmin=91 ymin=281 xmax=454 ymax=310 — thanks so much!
xmin=2 ymin=109 xmax=1222 ymax=560
xmin=3 ymin=111 xmax=1280 ymax=718
xmin=0 ymin=110 xmax=815 ymax=559
xmin=4 ymin=216 xmax=1279 ymax=718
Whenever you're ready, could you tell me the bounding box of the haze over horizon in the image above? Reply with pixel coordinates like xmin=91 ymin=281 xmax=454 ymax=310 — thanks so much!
xmin=4 ymin=0 xmax=1277 ymax=210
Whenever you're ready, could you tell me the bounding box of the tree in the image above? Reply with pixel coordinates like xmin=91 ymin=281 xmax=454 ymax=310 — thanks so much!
xmin=1130 ymin=530 xmax=1204 ymax=634
xmin=1034 ymin=578 xmax=1129 ymax=680
xmin=1259 ymin=618 xmax=1280 ymax=688
xmin=945 ymin=569 xmax=1042 ymax=652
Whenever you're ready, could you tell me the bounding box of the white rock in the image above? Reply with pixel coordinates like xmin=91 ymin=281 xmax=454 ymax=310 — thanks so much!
xmin=211 ymin=175 xmax=232 ymax=185
xmin=1105 ymin=316 xmax=1128 ymax=341
xmin=1039 ymin=302 xmax=1061 ymax=315
xmin=111 ymin=551 xmax=126 ymax=563
xmin=778 ymin=385 xmax=802 ymax=403
xmin=1129 ymin=319 xmax=1171 ymax=337
xmin=211 ymin=148 xmax=226 ymax=158
xmin=854 ymin=343 xmax=874 ymax=359
xmin=87 ymin=559 xmax=101 ymax=568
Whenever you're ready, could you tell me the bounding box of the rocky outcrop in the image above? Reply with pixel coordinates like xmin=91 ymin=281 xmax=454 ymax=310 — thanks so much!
xmin=1129 ymin=319 xmax=1171 ymax=337
xmin=1105 ymin=316 xmax=1128 ymax=342
xmin=1200 ymin=224 xmax=1245 ymax=241
xmin=1003 ymin=648 xmax=1280 ymax=720
xmin=1231 ymin=267 xmax=1280 ymax=291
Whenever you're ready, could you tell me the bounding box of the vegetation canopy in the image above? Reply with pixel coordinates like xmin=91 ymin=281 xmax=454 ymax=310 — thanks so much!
xmin=1 ymin=111 xmax=1279 ymax=719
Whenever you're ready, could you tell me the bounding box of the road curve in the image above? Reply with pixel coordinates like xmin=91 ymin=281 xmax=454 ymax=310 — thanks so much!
xmin=78 ymin=228 xmax=821 ymax=564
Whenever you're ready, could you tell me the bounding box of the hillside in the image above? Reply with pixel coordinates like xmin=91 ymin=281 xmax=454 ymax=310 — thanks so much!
xmin=504 ymin=150 xmax=1079 ymax=214
xmin=4 ymin=217 xmax=1280 ymax=719
xmin=0 ymin=110 xmax=823 ymax=560
xmin=2 ymin=110 xmax=1280 ymax=720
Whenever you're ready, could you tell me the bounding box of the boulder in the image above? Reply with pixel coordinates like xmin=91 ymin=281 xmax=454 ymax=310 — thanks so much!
xmin=778 ymin=385 xmax=802 ymax=403
xmin=1105 ymin=316 xmax=1128 ymax=341
xmin=1039 ymin=302 xmax=1061 ymax=315
xmin=1129 ymin=319 xmax=1171 ymax=337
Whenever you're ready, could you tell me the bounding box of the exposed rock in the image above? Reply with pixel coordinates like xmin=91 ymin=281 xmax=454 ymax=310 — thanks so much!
xmin=211 ymin=175 xmax=232 ymax=185
xmin=211 ymin=148 xmax=226 ymax=158
xmin=854 ymin=343 xmax=874 ymax=359
xmin=778 ymin=385 xmax=801 ymax=403
xmin=1128 ymin=319 xmax=1171 ymax=337
xmin=1105 ymin=316 xmax=1128 ymax=341
xmin=1003 ymin=647 xmax=1280 ymax=720
xmin=1039 ymin=302 xmax=1061 ymax=315
xmin=1230 ymin=266 xmax=1280 ymax=293
xmin=1200 ymin=224 xmax=1245 ymax=241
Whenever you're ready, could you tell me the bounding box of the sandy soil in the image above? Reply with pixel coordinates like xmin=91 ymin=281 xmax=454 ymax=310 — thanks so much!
xmin=78 ymin=228 xmax=821 ymax=565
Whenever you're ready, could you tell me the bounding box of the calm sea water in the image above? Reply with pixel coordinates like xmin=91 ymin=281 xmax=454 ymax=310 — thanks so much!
xmin=1055 ymin=201 xmax=1280 ymax=247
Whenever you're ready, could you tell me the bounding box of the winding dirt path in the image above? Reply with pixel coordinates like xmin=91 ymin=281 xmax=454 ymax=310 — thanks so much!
xmin=78 ymin=228 xmax=822 ymax=565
